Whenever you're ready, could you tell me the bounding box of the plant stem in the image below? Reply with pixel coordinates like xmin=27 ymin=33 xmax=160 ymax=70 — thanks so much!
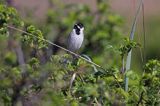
xmin=125 ymin=0 xmax=143 ymax=92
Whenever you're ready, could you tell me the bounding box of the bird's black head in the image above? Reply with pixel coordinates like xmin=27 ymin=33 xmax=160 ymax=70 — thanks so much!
xmin=73 ymin=22 xmax=84 ymax=35
xmin=77 ymin=22 xmax=84 ymax=28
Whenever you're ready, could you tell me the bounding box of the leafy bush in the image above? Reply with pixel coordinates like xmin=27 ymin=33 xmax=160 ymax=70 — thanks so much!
xmin=0 ymin=1 xmax=159 ymax=106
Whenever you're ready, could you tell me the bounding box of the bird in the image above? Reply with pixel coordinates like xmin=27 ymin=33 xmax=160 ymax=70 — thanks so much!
xmin=67 ymin=22 xmax=84 ymax=53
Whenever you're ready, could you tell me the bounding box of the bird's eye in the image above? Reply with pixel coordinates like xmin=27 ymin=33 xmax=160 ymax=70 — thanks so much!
xmin=74 ymin=25 xmax=78 ymax=29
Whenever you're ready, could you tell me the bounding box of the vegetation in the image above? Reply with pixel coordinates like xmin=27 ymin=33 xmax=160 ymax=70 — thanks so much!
xmin=0 ymin=0 xmax=159 ymax=106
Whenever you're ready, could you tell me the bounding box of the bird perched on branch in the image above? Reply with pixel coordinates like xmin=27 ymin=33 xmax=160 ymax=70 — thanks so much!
xmin=67 ymin=23 xmax=84 ymax=53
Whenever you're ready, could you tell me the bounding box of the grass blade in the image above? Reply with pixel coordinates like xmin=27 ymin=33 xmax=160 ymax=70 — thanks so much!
xmin=125 ymin=0 xmax=143 ymax=91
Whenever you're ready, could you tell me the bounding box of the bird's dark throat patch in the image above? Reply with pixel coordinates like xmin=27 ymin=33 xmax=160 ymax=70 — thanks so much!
xmin=74 ymin=24 xmax=80 ymax=35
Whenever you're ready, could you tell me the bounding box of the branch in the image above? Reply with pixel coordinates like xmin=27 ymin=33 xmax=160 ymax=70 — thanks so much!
xmin=6 ymin=25 xmax=102 ymax=69
xmin=6 ymin=25 xmax=123 ymax=89
xmin=8 ymin=29 xmax=27 ymax=106
xmin=137 ymin=91 xmax=144 ymax=106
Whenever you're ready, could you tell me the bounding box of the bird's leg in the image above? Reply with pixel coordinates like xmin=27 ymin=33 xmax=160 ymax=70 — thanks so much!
xmin=72 ymin=51 xmax=79 ymax=66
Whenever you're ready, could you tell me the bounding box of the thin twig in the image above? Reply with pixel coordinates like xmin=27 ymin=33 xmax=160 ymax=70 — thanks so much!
xmin=142 ymin=0 xmax=146 ymax=64
xmin=94 ymin=97 xmax=101 ymax=106
xmin=137 ymin=91 xmax=144 ymax=106
xmin=69 ymin=73 xmax=77 ymax=92
xmin=7 ymin=25 xmax=123 ymax=89
xmin=7 ymin=25 xmax=102 ymax=69
xmin=142 ymin=0 xmax=146 ymax=76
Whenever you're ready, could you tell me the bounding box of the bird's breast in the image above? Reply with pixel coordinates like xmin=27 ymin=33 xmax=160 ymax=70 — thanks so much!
xmin=68 ymin=32 xmax=84 ymax=51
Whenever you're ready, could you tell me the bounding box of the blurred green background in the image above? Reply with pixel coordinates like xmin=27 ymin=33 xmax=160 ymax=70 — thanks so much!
xmin=0 ymin=0 xmax=160 ymax=105
xmin=110 ymin=0 xmax=160 ymax=70
xmin=4 ymin=0 xmax=160 ymax=70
